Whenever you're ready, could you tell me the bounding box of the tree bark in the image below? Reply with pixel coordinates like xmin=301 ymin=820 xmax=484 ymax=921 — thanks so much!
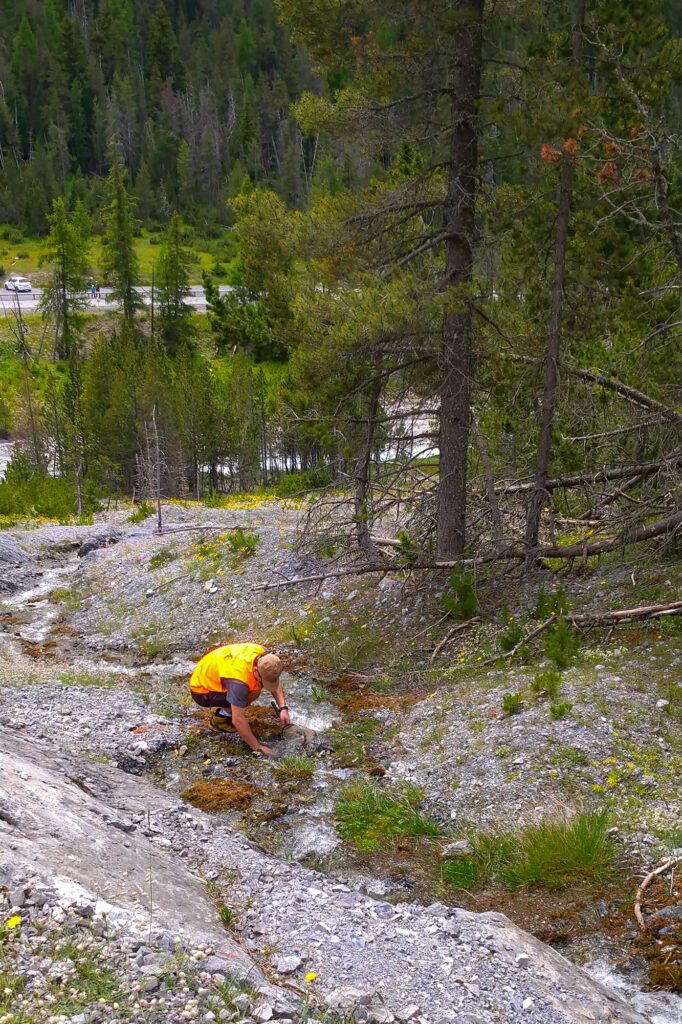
xmin=525 ymin=0 xmax=586 ymax=550
xmin=354 ymin=359 xmax=383 ymax=556
xmin=437 ymin=0 xmax=485 ymax=561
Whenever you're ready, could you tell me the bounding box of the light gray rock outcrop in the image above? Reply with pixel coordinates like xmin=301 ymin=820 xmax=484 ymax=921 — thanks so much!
xmin=0 ymin=725 xmax=261 ymax=989
xmin=0 ymin=725 xmax=652 ymax=1024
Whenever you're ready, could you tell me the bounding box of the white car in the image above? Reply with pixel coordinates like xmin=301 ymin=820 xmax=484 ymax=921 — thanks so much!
xmin=4 ymin=276 xmax=32 ymax=292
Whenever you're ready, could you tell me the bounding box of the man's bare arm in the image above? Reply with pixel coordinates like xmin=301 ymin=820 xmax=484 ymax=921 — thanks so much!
xmin=230 ymin=706 xmax=274 ymax=755
xmin=269 ymin=683 xmax=291 ymax=726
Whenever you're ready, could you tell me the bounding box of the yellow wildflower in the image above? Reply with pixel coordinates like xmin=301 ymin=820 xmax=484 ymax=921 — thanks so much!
xmin=305 ymin=971 xmax=317 ymax=983
xmin=6 ymin=915 xmax=21 ymax=928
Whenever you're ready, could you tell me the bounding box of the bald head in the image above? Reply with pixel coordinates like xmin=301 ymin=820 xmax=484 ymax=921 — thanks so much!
xmin=257 ymin=652 xmax=283 ymax=688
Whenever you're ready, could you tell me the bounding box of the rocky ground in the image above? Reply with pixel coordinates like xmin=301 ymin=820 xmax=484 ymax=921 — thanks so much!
xmin=0 ymin=726 xmax=651 ymax=1024
xmin=1 ymin=500 xmax=681 ymax=1024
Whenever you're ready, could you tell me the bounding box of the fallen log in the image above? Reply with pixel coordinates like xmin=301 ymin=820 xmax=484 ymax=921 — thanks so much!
xmin=253 ymin=511 xmax=682 ymax=591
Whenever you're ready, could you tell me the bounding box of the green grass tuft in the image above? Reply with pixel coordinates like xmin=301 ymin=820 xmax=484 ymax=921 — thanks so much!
xmin=273 ymin=753 xmax=316 ymax=782
xmin=335 ymin=781 xmax=444 ymax=852
xmin=442 ymin=809 xmax=617 ymax=891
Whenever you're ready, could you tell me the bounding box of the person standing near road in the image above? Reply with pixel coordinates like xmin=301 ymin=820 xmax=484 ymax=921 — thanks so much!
xmin=188 ymin=642 xmax=290 ymax=756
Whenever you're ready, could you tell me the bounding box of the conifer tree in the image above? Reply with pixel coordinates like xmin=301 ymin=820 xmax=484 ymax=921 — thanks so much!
xmin=156 ymin=212 xmax=196 ymax=354
xmin=101 ymin=144 xmax=143 ymax=324
xmin=39 ymin=199 xmax=90 ymax=361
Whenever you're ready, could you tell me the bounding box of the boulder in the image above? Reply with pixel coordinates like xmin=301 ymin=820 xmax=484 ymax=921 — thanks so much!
xmin=78 ymin=529 xmax=122 ymax=558
xmin=0 ymin=534 xmax=27 ymax=566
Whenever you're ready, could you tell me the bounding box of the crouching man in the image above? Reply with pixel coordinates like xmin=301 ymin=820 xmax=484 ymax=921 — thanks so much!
xmin=189 ymin=642 xmax=289 ymax=757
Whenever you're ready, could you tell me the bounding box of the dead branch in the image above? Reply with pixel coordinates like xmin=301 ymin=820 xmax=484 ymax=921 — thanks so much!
xmin=483 ymin=615 xmax=556 ymax=664
xmin=493 ymin=453 xmax=680 ymax=494
xmin=537 ymin=508 xmax=682 ymax=559
xmin=569 ymin=600 xmax=682 ymax=627
xmin=485 ymin=601 xmax=682 ymax=665
xmin=430 ymin=617 xmax=481 ymax=663
xmin=634 ymin=856 xmax=682 ymax=932
xmin=513 ymin=355 xmax=682 ymax=423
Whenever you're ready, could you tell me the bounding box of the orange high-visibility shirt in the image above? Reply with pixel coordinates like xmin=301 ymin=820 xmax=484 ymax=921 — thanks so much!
xmin=189 ymin=642 xmax=265 ymax=695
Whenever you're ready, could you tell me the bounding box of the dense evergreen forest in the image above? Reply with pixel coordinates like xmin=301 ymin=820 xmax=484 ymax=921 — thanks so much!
xmin=0 ymin=0 xmax=322 ymax=230
xmin=0 ymin=0 xmax=681 ymax=567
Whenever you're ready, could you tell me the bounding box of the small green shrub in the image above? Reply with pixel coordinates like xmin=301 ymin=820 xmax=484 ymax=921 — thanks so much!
xmin=502 ymin=692 xmax=523 ymax=715
xmin=335 ymin=781 xmax=444 ymax=852
xmin=535 ymin=585 xmax=569 ymax=617
xmin=441 ymin=570 xmax=478 ymax=621
xmin=227 ymin=527 xmax=259 ymax=556
xmin=16 ymin=250 xmax=29 ymax=259
xmin=219 ymin=905 xmax=237 ymax=927
xmin=500 ymin=614 xmax=523 ymax=652
xmin=531 ymin=670 xmax=562 ymax=699
xmin=550 ymin=700 xmax=573 ymax=719
xmin=544 ymin=618 xmax=580 ymax=669
xmin=274 ymin=753 xmax=316 ymax=782
xmin=396 ymin=530 xmax=420 ymax=563
xmin=127 ymin=501 xmax=154 ymax=523
xmin=273 ymin=467 xmax=332 ymax=497
xmin=148 ymin=547 xmax=178 ymax=570
xmin=212 ymin=261 xmax=227 ymax=276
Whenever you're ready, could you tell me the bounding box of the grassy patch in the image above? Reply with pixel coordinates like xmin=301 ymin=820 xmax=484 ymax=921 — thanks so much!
xmin=442 ymin=809 xmax=618 ymax=891
xmin=295 ymin=616 xmax=387 ymax=673
xmin=329 ymin=716 xmax=380 ymax=766
xmin=310 ymin=683 xmax=330 ymax=703
xmin=335 ymin=781 xmax=444 ymax=852
xmin=273 ymin=753 xmax=316 ymax=782
xmin=50 ymin=586 xmax=88 ymax=612
xmin=57 ymin=669 xmax=117 ymax=688
xmin=148 ymin=546 xmax=178 ymax=570
xmin=127 ymin=501 xmax=155 ymax=523
xmin=132 ymin=623 xmax=171 ymax=658
xmin=50 ymin=938 xmax=124 ymax=1013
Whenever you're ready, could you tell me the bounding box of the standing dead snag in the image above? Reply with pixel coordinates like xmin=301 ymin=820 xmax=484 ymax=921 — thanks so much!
xmin=526 ymin=0 xmax=586 ymax=553
xmin=136 ymin=404 xmax=166 ymax=534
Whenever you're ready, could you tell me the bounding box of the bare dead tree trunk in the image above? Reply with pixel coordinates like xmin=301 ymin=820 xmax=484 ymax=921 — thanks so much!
xmin=471 ymin=414 xmax=503 ymax=545
xmin=152 ymin=404 xmax=163 ymax=534
xmin=526 ymin=0 xmax=586 ymax=551
xmin=437 ymin=0 xmax=485 ymax=561
xmin=354 ymin=359 xmax=383 ymax=556
xmin=9 ymin=294 xmax=44 ymax=470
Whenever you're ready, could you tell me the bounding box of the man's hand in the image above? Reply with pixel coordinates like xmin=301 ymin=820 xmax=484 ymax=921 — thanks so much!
xmin=257 ymin=745 xmax=277 ymax=757
xmin=279 ymin=708 xmax=291 ymax=727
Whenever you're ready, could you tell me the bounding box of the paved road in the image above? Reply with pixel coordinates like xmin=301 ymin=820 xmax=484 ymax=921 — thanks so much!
xmin=0 ymin=284 xmax=232 ymax=315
